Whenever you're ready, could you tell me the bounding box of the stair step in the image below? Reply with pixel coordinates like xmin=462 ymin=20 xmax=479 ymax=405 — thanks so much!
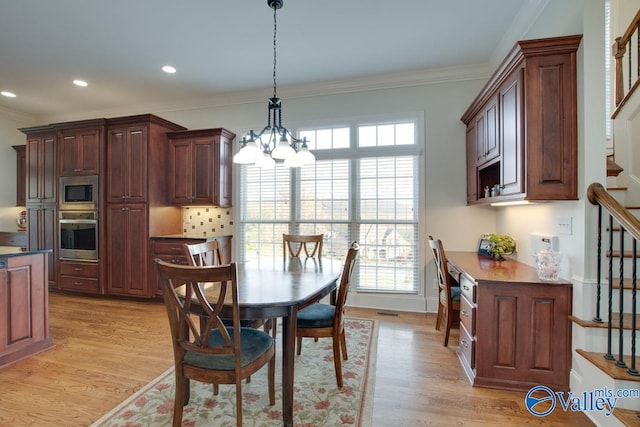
xmin=570 ymin=314 xmax=640 ymax=330
xmin=576 ymin=349 xmax=640 ymax=381
xmin=613 ymin=407 xmax=640 ymax=426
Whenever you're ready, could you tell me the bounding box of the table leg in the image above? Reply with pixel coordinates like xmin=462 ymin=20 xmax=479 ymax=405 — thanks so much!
xmin=281 ymin=306 xmax=297 ymax=427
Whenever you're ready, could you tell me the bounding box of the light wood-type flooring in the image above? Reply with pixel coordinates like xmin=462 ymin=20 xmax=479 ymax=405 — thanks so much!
xmin=0 ymin=293 xmax=592 ymax=426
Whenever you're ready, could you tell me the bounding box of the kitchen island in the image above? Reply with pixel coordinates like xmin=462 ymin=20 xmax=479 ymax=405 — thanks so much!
xmin=0 ymin=247 xmax=54 ymax=368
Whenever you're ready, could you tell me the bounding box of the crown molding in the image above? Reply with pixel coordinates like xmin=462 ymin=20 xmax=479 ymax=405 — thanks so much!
xmin=40 ymin=63 xmax=494 ymax=123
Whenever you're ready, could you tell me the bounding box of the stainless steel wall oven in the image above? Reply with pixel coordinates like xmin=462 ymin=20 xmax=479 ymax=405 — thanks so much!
xmin=59 ymin=211 xmax=98 ymax=261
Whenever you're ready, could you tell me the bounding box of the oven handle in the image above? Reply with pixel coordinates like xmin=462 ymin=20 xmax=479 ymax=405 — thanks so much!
xmin=59 ymin=219 xmax=97 ymax=224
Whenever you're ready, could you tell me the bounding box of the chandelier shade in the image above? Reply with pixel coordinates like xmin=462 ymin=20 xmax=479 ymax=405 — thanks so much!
xmin=233 ymin=0 xmax=315 ymax=168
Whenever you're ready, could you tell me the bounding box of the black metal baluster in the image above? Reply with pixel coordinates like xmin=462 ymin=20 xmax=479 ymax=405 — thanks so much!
xmin=594 ymin=205 xmax=603 ymax=323
xmin=629 ymin=238 xmax=639 ymax=376
xmin=606 ymin=214 xmax=614 ymax=361
xmin=617 ymin=227 xmax=627 ymax=368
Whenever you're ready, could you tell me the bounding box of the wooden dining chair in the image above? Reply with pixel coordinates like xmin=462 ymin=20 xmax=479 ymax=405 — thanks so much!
xmin=295 ymin=241 xmax=359 ymax=388
xmin=183 ymin=240 xmax=224 ymax=267
xmin=183 ymin=240 xmax=266 ymax=333
xmin=154 ymin=260 xmax=275 ymax=427
xmin=428 ymin=236 xmax=461 ymax=347
xmin=283 ymin=233 xmax=324 ymax=259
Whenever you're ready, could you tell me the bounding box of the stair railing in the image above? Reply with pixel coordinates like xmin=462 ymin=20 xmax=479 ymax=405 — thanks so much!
xmin=587 ymin=182 xmax=639 ymax=376
xmin=612 ymin=9 xmax=640 ymax=117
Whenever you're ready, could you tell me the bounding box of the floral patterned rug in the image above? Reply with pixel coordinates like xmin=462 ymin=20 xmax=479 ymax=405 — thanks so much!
xmin=92 ymin=318 xmax=378 ymax=427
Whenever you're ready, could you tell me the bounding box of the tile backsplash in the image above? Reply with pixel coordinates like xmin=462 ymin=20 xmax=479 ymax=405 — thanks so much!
xmin=182 ymin=207 xmax=234 ymax=237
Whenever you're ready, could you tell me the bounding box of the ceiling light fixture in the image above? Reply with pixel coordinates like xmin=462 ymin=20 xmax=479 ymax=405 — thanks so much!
xmin=73 ymin=79 xmax=88 ymax=87
xmin=162 ymin=65 xmax=177 ymax=74
xmin=233 ymin=0 xmax=315 ymax=168
xmin=1 ymin=91 xmax=16 ymax=98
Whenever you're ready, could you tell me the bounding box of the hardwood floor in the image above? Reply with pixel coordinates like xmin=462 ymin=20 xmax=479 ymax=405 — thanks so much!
xmin=0 ymin=293 xmax=592 ymax=426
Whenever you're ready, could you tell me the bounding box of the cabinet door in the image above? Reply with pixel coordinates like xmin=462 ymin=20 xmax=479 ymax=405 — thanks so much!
xmin=107 ymin=126 xmax=147 ymax=203
xmin=60 ymin=127 xmax=101 ymax=176
xmin=106 ymin=204 xmax=148 ymax=297
xmin=26 ymin=205 xmax=57 ymax=287
xmin=500 ymin=71 xmax=524 ymax=197
xmin=192 ymin=137 xmax=215 ymax=204
xmin=466 ymin=125 xmax=478 ymax=202
xmin=26 ymin=134 xmax=57 ymax=205
xmin=13 ymin=145 xmax=26 ymax=206
xmin=169 ymin=138 xmax=194 ymax=204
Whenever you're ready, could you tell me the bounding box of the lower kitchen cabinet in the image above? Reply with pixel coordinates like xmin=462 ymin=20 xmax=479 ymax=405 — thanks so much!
xmin=106 ymin=204 xmax=149 ymax=297
xmin=58 ymin=260 xmax=100 ymax=294
xmin=150 ymin=235 xmax=233 ymax=297
xmin=447 ymin=252 xmax=572 ymax=392
xmin=26 ymin=204 xmax=57 ymax=288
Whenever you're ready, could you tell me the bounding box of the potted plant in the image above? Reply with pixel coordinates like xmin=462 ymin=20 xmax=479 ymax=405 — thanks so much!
xmin=486 ymin=233 xmax=516 ymax=261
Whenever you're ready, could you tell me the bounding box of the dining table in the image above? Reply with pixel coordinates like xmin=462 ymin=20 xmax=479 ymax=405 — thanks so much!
xmin=180 ymin=256 xmax=343 ymax=427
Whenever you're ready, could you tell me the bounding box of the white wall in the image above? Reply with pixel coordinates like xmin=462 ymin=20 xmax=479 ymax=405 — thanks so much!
xmin=0 ymin=109 xmax=36 ymax=231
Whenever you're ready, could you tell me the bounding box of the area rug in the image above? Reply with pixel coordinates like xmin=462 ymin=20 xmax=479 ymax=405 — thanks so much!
xmin=92 ymin=318 xmax=378 ymax=427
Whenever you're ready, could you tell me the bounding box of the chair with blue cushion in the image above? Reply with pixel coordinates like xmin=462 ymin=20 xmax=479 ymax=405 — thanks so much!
xmin=428 ymin=236 xmax=461 ymax=346
xmin=295 ymin=241 xmax=359 ymax=388
xmin=155 ymin=259 xmax=275 ymax=427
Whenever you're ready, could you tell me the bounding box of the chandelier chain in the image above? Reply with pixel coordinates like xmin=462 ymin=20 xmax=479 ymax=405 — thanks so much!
xmin=272 ymin=4 xmax=277 ymax=99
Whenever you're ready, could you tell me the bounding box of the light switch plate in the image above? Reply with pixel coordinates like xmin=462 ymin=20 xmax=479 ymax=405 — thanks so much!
xmin=557 ymin=216 xmax=573 ymax=235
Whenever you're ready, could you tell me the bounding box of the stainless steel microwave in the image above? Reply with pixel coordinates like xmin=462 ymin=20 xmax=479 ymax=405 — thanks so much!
xmin=59 ymin=175 xmax=98 ymax=211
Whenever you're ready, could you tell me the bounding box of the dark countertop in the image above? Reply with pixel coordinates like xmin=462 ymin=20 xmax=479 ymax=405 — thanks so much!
xmin=0 ymin=246 xmax=51 ymax=258
xmin=151 ymin=234 xmax=232 ymax=240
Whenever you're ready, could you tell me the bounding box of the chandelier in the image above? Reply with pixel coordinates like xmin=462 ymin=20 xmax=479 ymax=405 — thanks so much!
xmin=232 ymin=0 xmax=315 ymax=168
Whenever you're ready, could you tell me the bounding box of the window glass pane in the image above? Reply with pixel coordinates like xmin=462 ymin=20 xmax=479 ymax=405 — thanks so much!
xmin=239 ymin=118 xmax=420 ymax=294
xmin=299 ymin=127 xmax=350 ymax=150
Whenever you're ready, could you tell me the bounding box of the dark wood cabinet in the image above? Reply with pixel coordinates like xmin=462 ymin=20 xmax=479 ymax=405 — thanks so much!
xmin=26 ymin=205 xmax=57 ymax=288
xmin=58 ymin=260 xmax=99 ymax=294
xmin=59 ymin=123 xmax=104 ymax=176
xmin=105 ymin=115 xmax=185 ymax=298
xmin=462 ymin=35 xmax=581 ymax=204
xmin=106 ymin=204 xmax=149 ymax=297
xmin=447 ymin=252 xmax=572 ymax=392
xmin=149 ymin=235 xmax=232 ymax=296
xmin=25 ymin=132 xmax=57 ymax=205
xmin=167 ymin=128 xmax=235 ymax=207
xmin=12 ymin=145 xmax=26 ymax=206
xmin=106 ymin=124 xmax=148 ymax=204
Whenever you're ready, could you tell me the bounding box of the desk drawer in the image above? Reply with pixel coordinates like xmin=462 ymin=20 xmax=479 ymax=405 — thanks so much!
xmin=459 ymin=322 xmax=476 ymax=369
xmin=459 ymin=294 xmax=476 ymax=336
xmin=460 ymin=275 xmax=476 ymax=303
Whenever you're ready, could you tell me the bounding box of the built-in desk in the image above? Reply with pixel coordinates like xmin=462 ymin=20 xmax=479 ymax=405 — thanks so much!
xmin=446 ymin=252 xmax=572 ymax=391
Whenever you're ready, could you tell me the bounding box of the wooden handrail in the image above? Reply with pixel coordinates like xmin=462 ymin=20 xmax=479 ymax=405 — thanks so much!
xmin=613 ymin=9 xmax=640 ymax=108
xmin=587 ymin=182 xmax=640 ymax=242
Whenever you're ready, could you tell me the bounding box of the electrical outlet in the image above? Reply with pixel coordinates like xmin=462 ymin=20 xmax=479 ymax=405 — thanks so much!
xmin=557 ymin=216 xmax=573 ymax=235
xmin=529 ymin=233 xmax=559 ymax=256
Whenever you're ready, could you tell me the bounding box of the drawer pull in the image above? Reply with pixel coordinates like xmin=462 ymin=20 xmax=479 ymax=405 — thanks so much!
xmin=74 ymin=281 xmax=82 ymax=286
xmin=460 ymin=339 xmax=469 ymax=349
xmin=74 ymin=268 xmax=83 ymax=272
xmin=461 ymin=309 xmax=468 ymax=317
xmin=170 ymin=248 xmax=181 ymax=252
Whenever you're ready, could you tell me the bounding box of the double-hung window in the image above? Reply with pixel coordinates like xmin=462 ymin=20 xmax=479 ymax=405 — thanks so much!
xmin=238 ymin=115 xmax=422 ymax=293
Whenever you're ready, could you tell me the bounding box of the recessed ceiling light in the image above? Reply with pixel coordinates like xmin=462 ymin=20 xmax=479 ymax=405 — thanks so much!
xmin=162 ymin=65 xmax=177 ymax=74
xmin=73 ymin=79 xmax=88 ymax=87
xmin=1 ymin=91 xmax=16 ymax=98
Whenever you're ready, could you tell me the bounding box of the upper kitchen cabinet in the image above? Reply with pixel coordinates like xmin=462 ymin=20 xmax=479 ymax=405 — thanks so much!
xmin=59 ymin=121 xmax=105 ymax=176
xmin=167 ymin=128 xmax=235 ymax=207
xmin=12 ymin=145 xmax=26 ymax=206
xmin=23 ymin=130 xmax=57 ymax=205
xmin=106 ymin=114 xmax=186 ymax=205
xmin=461 ymin=35 xmax=581 ymax=205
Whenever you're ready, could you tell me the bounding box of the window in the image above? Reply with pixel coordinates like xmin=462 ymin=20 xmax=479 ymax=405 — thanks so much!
xmin=238 ymin=116 xmax=422 ymax=293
